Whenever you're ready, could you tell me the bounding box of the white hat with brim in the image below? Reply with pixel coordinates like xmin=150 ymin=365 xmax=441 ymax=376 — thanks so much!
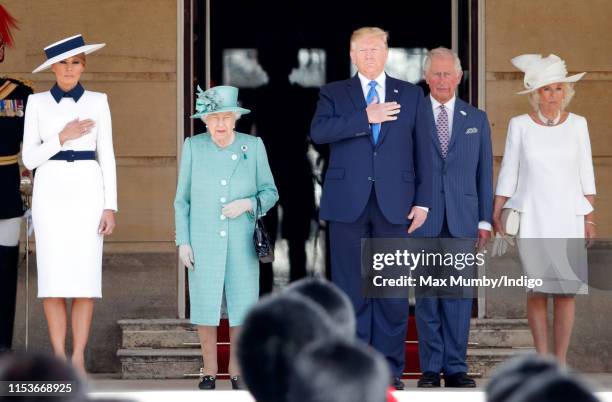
xmin=32 ymin=34 xmax=105 ymax=74
xmin=511 ymin=54 xmax=586 ymax=95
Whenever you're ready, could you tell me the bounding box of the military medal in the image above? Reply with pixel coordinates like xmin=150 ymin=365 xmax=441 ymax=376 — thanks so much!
xmin=4 ymin=100 xmax=15 ymax=117
xmin=15 ymin=100 xmax=24 ymax=117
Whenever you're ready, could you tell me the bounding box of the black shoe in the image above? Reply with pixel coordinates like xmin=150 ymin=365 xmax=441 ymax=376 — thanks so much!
xmin=198 ymin=375 xmax=216 ymax=390
xmin=444 ymin=372 xmax=476 ymax=388
xmin=391 ymin=377 xmax=405 ymax=390
xmin=230 ymin=375 xmax=243 ymax=390
xmin=417 ymin=371 xmax=441 ymax=388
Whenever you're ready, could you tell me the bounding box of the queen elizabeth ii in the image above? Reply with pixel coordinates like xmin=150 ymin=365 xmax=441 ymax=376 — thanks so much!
xmin=174 ymin=85 xmax=279 ymax=390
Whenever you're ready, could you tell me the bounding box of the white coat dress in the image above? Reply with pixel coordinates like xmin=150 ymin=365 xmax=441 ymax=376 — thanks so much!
xmin=22 ymin=88 xmax=117 ymax=298
xmin=496 ymin=113 xmax=596 ymax=294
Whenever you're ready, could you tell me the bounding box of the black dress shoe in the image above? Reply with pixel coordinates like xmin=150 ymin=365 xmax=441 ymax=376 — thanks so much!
xmin=444 ymin=372 xmax=476 ymax=388
xmin=230 ymin=375 xmax=244 ymax=390
xmin=198 ymin=375 xmax=216 ymax=390
xmin=417 ymin=371 xmax=441 ymax=388
xmin=391 ymin=377 xmax=405 ymax=390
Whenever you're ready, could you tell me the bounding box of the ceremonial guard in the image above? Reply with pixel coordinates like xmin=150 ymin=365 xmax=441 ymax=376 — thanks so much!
xmin=0 ymin=4 xmax=33 ymax=352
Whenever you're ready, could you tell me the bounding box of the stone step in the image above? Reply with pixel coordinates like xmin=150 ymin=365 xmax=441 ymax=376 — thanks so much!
xmin=122 ymin=329 xmax=200 ymax=349
xmin=118 ymin=318 xmax=192 ymax=332
xmin=119 ymin=319 xmax=226 ymax=349
xmin=468 ymin=318 xmax=532 ymax=349
xmin=470 ymin=318 xmax=529 ymax=330
xmin=467 ymin=347 xmax=535 ymax=377
xmin=117 ymin=346 xmax=535 ymax=379
xmin=119 ymin=318 xmax=532 ymax=349
xmin=118 ymin=318 xmax=530 ymax=331
xmin=122 ymin=329 xmax=532 ymax=349
xmin=117 ymin=348 xmax=222 ymax=380
xmin=469 ymin=328 xmax=533 ymax=348
xmin=117 ymin=318 xmax=533 ymax=378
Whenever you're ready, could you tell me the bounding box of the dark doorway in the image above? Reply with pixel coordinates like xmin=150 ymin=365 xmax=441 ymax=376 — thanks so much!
xmin=185 ymin=0 xmax=481 ymax=376
xmin=188 ymin=0 xmax=478 ymax=289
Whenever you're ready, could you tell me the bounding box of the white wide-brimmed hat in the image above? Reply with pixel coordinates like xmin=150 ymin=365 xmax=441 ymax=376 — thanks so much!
xmin=511 ymin=54 xmax=586 ymax=94
xmin=32 ymin=34 xmax=105 ymax=74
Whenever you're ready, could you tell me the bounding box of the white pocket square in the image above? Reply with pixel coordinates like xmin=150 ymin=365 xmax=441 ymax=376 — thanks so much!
xmin=465 ymin=127 xmax=478 ymax=134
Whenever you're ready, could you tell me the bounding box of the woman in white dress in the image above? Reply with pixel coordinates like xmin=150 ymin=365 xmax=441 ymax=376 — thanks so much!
xmin=22 ymin=35 xmax=117 ymax=374
xmin=493 ymin=54 xmax=596 ymax=364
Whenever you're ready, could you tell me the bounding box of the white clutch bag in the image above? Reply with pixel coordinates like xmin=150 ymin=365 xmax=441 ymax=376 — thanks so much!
xmin=501 ymin=208 xmax=520 ymax=236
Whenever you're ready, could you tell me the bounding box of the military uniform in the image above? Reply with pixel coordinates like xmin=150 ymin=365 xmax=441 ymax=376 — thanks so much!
xmin=0 ymin=76 xmax=32 ymax=350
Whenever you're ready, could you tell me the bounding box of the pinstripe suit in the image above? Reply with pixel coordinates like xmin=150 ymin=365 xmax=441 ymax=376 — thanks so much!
xmin=413 ymin=95 xmax=493 ymax=375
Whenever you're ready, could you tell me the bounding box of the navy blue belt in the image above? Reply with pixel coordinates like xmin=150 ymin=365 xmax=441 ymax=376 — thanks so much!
xmin=50 ymin=150 xmax=96 ymax=162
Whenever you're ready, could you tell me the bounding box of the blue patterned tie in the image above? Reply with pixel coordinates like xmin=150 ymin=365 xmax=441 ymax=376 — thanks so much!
xmin=366 ymin=80 xmax=381 ymax=143
xmin=436 ymin=104 xmax=450 ymax=158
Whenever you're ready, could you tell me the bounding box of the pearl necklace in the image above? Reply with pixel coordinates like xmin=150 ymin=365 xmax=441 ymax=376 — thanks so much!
xmin=538 ymin=110 xmax=561 ymax=126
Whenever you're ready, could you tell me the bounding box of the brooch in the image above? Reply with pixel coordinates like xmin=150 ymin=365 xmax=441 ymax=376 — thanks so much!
xmin=241 ymin=144 xmax=248 ymax=159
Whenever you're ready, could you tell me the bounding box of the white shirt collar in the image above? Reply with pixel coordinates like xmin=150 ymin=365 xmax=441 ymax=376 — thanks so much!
xmin=358 ymin=71 xmax=386 ymax=91
xmin=430 ymin=94 xmax=456 ymax=113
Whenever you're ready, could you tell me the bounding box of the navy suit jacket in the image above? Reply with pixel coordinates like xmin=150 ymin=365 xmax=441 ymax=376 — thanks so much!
xmin=413 ymin=96 xmax=493 ymax=238
xmin=310 ymin=74 xmax=432 ymax=224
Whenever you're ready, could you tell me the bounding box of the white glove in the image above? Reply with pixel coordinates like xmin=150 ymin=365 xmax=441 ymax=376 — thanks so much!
xmin=491 ymin=233 xmax=515 ymax=257
xmin=179 ymin=244 xmax=195 ymax=270
xmin=222 ymin=198 xmax=252 ymax=219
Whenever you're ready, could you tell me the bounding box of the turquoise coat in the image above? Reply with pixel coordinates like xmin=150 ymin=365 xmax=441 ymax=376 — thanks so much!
xmin=174 ymin=132 xmax=278 ymax=326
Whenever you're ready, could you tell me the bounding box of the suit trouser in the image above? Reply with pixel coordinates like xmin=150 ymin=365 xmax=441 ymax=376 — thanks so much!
xmin=0 ymin=244 xmax=19 ymax=350
xmin=329 ymin=190 xmax=409 ymax=378
xmin=415 ymin=217 xmax=473 ymax=375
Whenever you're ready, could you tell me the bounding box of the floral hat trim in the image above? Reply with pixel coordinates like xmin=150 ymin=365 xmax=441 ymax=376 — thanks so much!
xmin=195 ymin=85 xmax=222 ymax=114
xmin=191 ymin=85 xmax=250 ymax=118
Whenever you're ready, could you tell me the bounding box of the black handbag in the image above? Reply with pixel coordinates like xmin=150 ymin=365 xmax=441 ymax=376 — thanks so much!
xmin=253 ymin=196 xmax=274 ymax=263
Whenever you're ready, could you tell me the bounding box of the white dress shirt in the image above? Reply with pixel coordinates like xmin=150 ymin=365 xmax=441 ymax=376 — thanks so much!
xmin=430 ymin=94 xmax=456 ymax=139
xmin=430 ymin=94 xmax=490 ymax=231
xmin=358 ymin=71 xmax=386 ymax=103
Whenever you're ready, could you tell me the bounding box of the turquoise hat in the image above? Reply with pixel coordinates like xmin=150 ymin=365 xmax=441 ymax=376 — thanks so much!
xmin=191 ymin=85 xmax=250 ymax=119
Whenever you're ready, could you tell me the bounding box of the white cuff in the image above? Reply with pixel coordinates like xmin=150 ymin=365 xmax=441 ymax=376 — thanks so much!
xmin=478 ymin=221 xmax=492 ymax=231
